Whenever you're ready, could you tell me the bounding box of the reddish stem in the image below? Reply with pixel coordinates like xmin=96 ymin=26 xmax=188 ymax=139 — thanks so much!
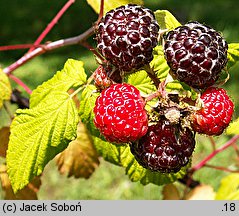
xmin=232 ymin=142 xmax=239 ymax=157
xmin=96 ymin=0 xmax=104 ymax=24
xmin=0 ymin=44 xmax=39 ymax=51
xmin=8 ymin=74 xmax=32 ymax=94
xmin=81 ymin=41 xmax=104 ymax=61
xmin=209 ymin=136 xmax=216 ymax=151
xmin=204 ymin=164 xmax=239 ymax=173
xmin=191 ymin=134 xmax=239 ymax=172
xmin=28 ymin=0 xmax=75 ymax=52
xmin=3 ymin=26 xmax=94 ymax=75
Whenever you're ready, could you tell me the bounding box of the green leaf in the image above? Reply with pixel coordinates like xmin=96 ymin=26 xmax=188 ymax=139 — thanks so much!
xmin=151 ymin=45 xmax=170 ymax=80
xmin=154 ymin=10 xmax=181 ymax=30
xmin=7 ymin=91 xmax=79 ymax=192
xmin=215 ymin=174 xmax=239 ymax=200
xmin=125 ymin=157 xmax=146 ymax=182
xmin=30 ymin=59 xmax=87 ymax=108
xmin=227 ymin=43 xmax=239 ymax=69
xmin=166 ymin=80 xmax=198 ymax=101
xmin=0 ymin=69 xmax=12 ymax=109
xmin=92 ymin=136 xmax=129 ymax=166
xmin=226 ymin=118 xmax=239 ymax=135
xmin=87 ymin=0 xmax=143 ymax=15
xmin=126 ymin=70 xmax=156 ymax=96
xmin=79 ymin=85 xmax=99 ymax=136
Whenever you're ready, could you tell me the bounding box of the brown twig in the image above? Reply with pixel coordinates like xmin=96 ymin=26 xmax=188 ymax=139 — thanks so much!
xmin=3 ymin=26 xmax=95 ymax=75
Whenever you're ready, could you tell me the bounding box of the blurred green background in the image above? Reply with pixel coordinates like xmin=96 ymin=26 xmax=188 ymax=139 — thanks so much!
xmin=0 ymin=0 xmax=239 ymax=199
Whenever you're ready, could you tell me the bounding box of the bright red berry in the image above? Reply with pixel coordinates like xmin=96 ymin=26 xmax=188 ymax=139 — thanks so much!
xmin=93 ymin=83 xmax=148 ymax=143
xmin=191 ymin=87 xmax=234 ymax=135
xmin=164 ymin=21 xmax=228 ymax=89
xmin=95 ymin=4 xmax=159 ymax=72
xmin=130 ymin=120 xmax=195 ymax=173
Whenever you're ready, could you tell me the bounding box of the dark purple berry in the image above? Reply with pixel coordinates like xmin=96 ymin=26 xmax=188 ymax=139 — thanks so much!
xmin=164 ymin=21 xmax=228 ymax=89
xmin=95 ymin=4 xmax=159 ymax=72
xmin=130 ymin=120 xmax=195 ymax=173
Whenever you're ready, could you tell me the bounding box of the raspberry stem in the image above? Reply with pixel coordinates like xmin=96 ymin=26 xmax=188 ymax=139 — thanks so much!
xmin=28 ymin=0 xmax=75 ymax=53
xmin=204 ymin=164 xmax=239 ymax=173
xmin=209 ymin=136 xmax=216 ymax=151
xmin=70 ymin=85 xmax=86 ymax=99
xmin=144 ymin=91 xmax=160 ymax=102
xmin=190 ymin=134 xmax=239 ymax=172
xmin=8 ymin=74 xmax=32 ymax=94
xmin=3 ymin=26 xmax=95 ymax=75
xmin=144 ymin=64 xmax=161 ymax=87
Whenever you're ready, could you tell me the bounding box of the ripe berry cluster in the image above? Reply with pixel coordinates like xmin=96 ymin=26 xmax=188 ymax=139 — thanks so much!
xmin=163 ymin=21 xmax=233 ymax=136
xmin=92 ymin=4 xmax=234 ymax=174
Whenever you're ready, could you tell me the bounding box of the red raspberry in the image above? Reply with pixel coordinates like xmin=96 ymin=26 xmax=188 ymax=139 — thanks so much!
xmin=164 ymin=21 xmax=228 ymax=89
xmin=130 ymin=120 xmax=195 ymax=173
xmin=93 ymin=83 xmax=148 ymax=143
xmin=191 ymin=87 xmax=234 ymax=135
xmin=95 ymin=4 xmax=159 ymax=72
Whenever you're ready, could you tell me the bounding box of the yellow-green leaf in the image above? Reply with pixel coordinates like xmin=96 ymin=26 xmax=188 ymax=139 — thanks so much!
xmin=227 ymin=43 xmax=239 ymax=69
xmin=226 ymin=118 xmax=239 ymax=135
xmin=87 ymin=0 xmax=143 ymax=15
xmin=7 ymin=91 xmax=79 ymax=193
xmin=79 ymin=84 xmax=99 ymax=136
xmin=151 ymin=45 xmax=170 ymax=80
xmin=216 ymin=174 xmax=239 ymax=200
xmin=30 ymin=59 xmax=87 ymax=108
xmin=154 ymin=10 xmax=181 ymax=30
xmin=0 ymin=69 xmax=12 ymax=109
xmin=126 ymin=70 xmax=156 ymax=97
